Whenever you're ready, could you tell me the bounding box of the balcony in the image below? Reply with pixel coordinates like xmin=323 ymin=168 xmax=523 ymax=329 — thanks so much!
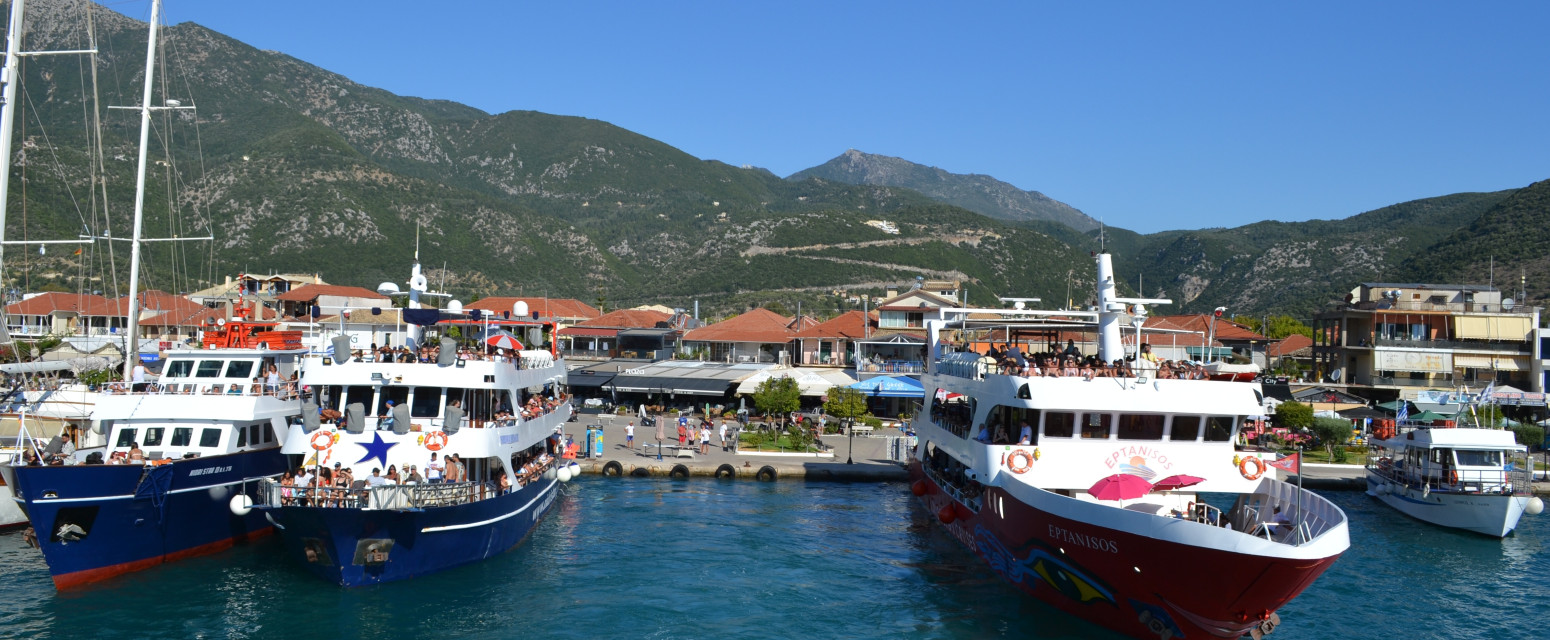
xmin=1371 ymin=338 xmax=1528 ymax=353
xmin=858 ymin=360 xmax=924 ymax=374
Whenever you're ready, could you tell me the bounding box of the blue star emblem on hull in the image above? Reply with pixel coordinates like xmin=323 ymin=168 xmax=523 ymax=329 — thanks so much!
xmin=355 ymin=431 xmax=398 ymax=468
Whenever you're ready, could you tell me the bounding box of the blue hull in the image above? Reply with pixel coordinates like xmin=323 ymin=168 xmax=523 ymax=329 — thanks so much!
xmin=265 ymin=477 xmax=560 ymax=586
xmin=8 ymin=450 xmax=288 ymax=589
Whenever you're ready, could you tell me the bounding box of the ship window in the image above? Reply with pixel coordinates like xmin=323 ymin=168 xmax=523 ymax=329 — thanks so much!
xmin=344 ymin=386 xmax=376 ymax=412
xmin=987 ymin=406 xmax=1039 ymax=445
xmin=1455 ymin=450 xmax=1501 ymax=466
xmin=1016 ymin=383 xmax=1031 ymax=399
xmin=1081 ymin=413 xmax=1112 ymax=439
xmin=143 ymin=427 xmax=165 ymax=446
xmin=1203 ymin=416 xmax=1233 ymax=442
xmin=1044 ymin=412 xmax=1075 ymax=438
xmin=165 ymin=360 xmax=194 ymax=377
xmin=264 ymin=422 xmax=275 ymax=443
xmin=1170 ymin=415 xmax=1202 ymax=441
xmin=200 ymin=428 xmax=222 ymax=448
xmin=377 ymin=386 xmax=410 ymax=416
xmin=170 ymin=428 xmax=193 ymax=447
xmin=411 ymin=387 xmax=444 ymax=418
xmin=1430 ymin=448 xmax=1452 ymax=465
xmin=249 ymin=423 xmax=263 ymax=445
xmin=115 ymin=428 xmax=138 ymax=448
xmin=1116 ymin=414 xmax=1164 ymax=440
xmin=194 ymin=360 xmax=224 ymax=378
xmin=237 ymin=427 xmax=247 ymax=447
xmin=224 ymin=360 xmax=255 ymax=379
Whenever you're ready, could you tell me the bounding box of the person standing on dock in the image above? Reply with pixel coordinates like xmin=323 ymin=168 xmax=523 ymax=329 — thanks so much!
xmin=719 ymin=421 xmax=729 ymax=451
xmin=625 ymin=422 xmax=635 ymax=449
xmin=699 ymin=424 xmax=711 ymax=455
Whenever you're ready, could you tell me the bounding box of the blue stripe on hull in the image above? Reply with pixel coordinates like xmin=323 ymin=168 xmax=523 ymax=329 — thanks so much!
xmin=9 ymin=450 xmax=288 ymax=585
xmin=267 ymin=478 xmax=560 ymax=586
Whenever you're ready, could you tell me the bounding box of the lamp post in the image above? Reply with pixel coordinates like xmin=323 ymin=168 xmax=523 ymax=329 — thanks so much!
xmin=1208 ymin=306 xmax=1227 ymax=363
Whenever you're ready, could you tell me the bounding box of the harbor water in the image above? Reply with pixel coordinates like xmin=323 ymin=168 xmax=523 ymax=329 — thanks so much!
xmin=0 ymin=478 xmax=1543 ymax=640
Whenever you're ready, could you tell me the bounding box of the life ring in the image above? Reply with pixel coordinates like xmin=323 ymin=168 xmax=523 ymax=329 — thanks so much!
xmin=1239 ymin=456 xmax=1266 ymax=480
xmin=1007 ymin=449 xmax=1034 ymax=474
xmin=714 ymin=464 xmax=736 ymax=479
xmin=756 ymin=465 xmax=777 ymax=482
xmin=602 ymin=460 xmax=624 ymax=477
xmin=424 ymin=430 xmax=448 ymax=452
xmin=1450 ymin=470 xmax=1459 ymax=485
xmin=310 ymin=430 xmax=333 ymax=451
xmin=670 ymin=464 xmax=690 ymax=480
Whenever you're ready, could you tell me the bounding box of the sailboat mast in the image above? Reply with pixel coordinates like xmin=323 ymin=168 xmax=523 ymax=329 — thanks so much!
xmin=122 ymin=0 xmax=162 ymax=381
xmin=0 ymin=0 xmax=27 ymax=290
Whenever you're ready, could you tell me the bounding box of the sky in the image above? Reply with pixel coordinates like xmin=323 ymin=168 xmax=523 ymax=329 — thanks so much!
xmin=120 ymin=1 xmax=1550 ymax=233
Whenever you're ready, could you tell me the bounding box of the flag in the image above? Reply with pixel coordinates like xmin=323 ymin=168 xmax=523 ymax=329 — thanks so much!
xmin=73 ymin=247 xmax=82 ymax=256
xmin=1267 ymin=452 xmax=1300 ymax=475
xmin=1474 ymin=381 xmax=1496 ymax=407
xmin=1395 ymin=402 xmax=1409 ymax=424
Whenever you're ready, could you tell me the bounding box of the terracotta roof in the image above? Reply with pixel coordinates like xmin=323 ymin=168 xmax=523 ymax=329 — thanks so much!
xmin=875 ymin=289 xmax=957 ymax=309
xmin=4 ymin=292 xmax=110 ymax=316
xmin=575 ymin=308 xmax=670 ymax=329
xmin=276 ymin=283 xmax=389 ymax=303
xmin=788 ymin=315 xmax=820 ymax=332
xmin=793 ymin=310 xmax=876 ymax=339
xmin=683 ymin=308 xmax=794 ymax=343
xmin=556 ymin=326 xmax=619 ymax=337
xmin=1147 ymin=314 xmax=1266 ymax=342
xmin=1268 ymin=334 xmax=1314 ymax=357
xmin=465 ymin=297 xmax=600 ymax=321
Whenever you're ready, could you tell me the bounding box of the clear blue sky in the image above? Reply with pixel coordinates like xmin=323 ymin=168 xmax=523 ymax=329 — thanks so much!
xmin=140 ymin=1 xmax=1550 ymax=233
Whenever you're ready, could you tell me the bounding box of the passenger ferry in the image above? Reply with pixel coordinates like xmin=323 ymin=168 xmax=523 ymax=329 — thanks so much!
xmin=255 ymin=265 xmax=571 ymax=586
xmin=1365 ymin=425 xmax=1543 ymax=537
xmin=909 ymin=253 xmax=1349 ymax=640
xmin=1 ymin=320 xmax=300 ymax=589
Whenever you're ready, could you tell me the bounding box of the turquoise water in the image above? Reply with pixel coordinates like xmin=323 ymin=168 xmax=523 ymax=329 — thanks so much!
xmin=0 ymin=479 xmax=1543 ymax=639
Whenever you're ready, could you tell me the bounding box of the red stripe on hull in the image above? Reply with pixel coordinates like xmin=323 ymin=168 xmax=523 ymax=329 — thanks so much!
xmin=910 ymin=465 xmax=1337 ymax=639
xmin=51 ymin=526 xmax=274 ymax=590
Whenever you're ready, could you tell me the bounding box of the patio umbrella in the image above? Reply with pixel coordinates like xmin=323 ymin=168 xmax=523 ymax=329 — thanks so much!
xmin=1410 ymin=410 xmax=1447 ymax=423
xmin=485 ymin=332 xmax=524 ymax=351
xmin=1152 ymin=474 xmax=1205 ymax=491
xmin=1088 ymin=474 xmax=1154 ymax=501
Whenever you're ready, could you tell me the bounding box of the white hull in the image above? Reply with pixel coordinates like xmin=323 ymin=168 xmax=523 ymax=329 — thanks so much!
xmin=1365 ymin=471 xmax=1528 ymax=537
xmin=0 ymin=449 xmax=25 ymax=527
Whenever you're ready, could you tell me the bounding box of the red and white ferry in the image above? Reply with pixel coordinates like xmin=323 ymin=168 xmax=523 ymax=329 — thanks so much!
xmin=909 ymin=253 xmax=1348 ymax=640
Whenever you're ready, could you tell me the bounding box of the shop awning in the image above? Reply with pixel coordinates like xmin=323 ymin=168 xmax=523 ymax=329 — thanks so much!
xmin=608 ymin=375 xmax=736 ymax=396
xmin=1453 ymin=316 xmax=1534 ymax=340
xmin=846 ymin=375 xmax=925 ymax=398
xmin=735 ymin=368 xmax=858 ymax=397
xmin=1454 ymin=354 xmax=1526 ymax=371
xmin=566 ymin=370 xmax=617 ymax=389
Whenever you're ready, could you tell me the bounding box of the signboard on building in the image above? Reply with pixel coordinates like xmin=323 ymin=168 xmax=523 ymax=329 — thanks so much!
xmin=1374 ymin=349 xmax=1452 ymax=373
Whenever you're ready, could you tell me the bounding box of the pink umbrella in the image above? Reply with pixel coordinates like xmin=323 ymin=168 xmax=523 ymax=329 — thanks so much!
xmin=1152 ymin=474 xmax=1206 ymax=491
xmin=1088 ymin=474 xmax=1154 ymax=501
xmin=485 ymin=333 xmax=524 ymax=351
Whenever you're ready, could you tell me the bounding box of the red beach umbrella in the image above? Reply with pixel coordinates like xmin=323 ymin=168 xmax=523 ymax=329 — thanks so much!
xmin=1088 ymin=474 xmax=1154 ymax=501
xmin=485 ymin=332 xmax=524 ymax=351
xmin=1152 ymin=474 xmax=1206 ymax=491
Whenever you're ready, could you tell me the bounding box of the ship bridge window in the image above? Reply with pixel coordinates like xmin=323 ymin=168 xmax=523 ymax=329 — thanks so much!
xmin=200 ymin=428 xmax=222 ymax=448
xmin=165 ymin=360 xmax=194 ymax=378
xmin=1081 ymin=413 xmax=1112 ymax=439
xmin=224 ymin=360 xmax=255 ymax=379
xmin=1455 ymin=450 xmax=1501 ymax=466
xmin=1116 ymin=414 xmax=1164 ymax=440
xmin=326 ymin=385 xmax=375 ymax=413
xmin=143 ymin=427 xmax=165 ymax=446
xmin=377 ymin=387 xmax=410 ymax=416
xmin=1170 ymin=415 xmax=1202 ymax=441
xmin=114 ymin=428 xmax=138 ymax=448
xmin=194 ymin=360 xmax=224 ymax=378
xmin=170 ymin=428 xmax=193 ymax=447
xmin=987 ymin=406 xmax=1039 ymax=445
xmin=1043 ymin=412 xmax=1075 ymax=438
xmin=1203 ymin=416 xmax=1233 ymax=442
xmin=237 ymin=427 xmax=247 ymax=447
xmin=1429 ymin=448 xmax=1453 ymax=465
xmin=411 ymin=387 xmax=444 ymax=418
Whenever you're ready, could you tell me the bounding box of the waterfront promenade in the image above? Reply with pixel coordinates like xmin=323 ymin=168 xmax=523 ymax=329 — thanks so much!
xmin=561 ymin=412 xmax=910 ymax=481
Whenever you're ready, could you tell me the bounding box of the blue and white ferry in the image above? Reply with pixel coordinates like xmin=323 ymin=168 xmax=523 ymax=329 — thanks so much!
xmin=1 ymin=329 xmax=301 ymax=589
xmin=257 ymin=270 xmax=572 ymax=586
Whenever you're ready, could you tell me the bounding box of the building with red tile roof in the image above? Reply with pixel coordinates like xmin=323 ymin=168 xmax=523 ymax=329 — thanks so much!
xmin=792 ymin=310 xmax=875 ymax=366
xmin=465 ymin=297 xmax=601 ymax=327
xmin=275 ymin=283 xmax=389 ymax=319
xmin=682 ymin=308 xmax=796 ymax=363
xmin=1144 ymin=314 xmax=1268 ymax=365
xmin=4 ymin=292 xmax=112 ymax=336
xmin=556 ymin=308 xmax=673 ymax=359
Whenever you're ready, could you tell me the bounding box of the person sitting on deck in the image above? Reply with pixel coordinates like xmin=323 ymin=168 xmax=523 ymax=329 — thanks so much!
xmin=366 ymin=467 xmax=387 ymax=487
xmin=974 ymin=424 xmax=993 ymax=444
xmin=1018 ymin=421 xmax=1033 ymax=445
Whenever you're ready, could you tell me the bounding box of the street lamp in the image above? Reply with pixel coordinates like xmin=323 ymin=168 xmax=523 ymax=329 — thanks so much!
xmin=1208 ymin=306 xmax=1227 ymax=363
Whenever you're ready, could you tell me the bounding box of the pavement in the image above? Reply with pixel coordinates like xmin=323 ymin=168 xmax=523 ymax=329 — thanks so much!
xmin=560 ymin=411 xmax=909 ymax=481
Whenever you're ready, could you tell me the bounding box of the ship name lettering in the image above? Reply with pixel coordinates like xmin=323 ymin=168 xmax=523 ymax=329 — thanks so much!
xmin=1048 ymin=524 xmax=1119 ymax=553
xmin=188 ymin=465 xmax=233 ymax=477
xmin=1102 ymin=445 xmax=1173 ymax=471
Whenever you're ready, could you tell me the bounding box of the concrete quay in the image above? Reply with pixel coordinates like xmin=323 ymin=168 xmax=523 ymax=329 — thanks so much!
xmin=1291 ymin=462 xmax=1550 ymax=496
xmin=561 ymin=412 xmax=909 ymax=482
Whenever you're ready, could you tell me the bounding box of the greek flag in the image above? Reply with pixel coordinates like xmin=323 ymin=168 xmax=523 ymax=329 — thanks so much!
xmin=1475 ymin=381 xmax=1496 ymax=407
xmin=1395 ymin=402 xmax=1409 ymax=424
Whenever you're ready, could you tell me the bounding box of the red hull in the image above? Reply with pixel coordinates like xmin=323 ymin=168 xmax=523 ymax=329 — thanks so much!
xmin=911 ymin=465 xmax=1336 ymax=639
xmin=51 ymin=526 xmax=274 ymax=590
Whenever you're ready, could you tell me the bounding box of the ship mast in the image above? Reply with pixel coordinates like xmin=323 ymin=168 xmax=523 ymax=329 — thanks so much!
xmin=120 ymin=0 xmax=163 ymax=381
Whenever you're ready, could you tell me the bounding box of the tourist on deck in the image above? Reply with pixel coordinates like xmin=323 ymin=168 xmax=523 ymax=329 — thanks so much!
xmin=385 ymin=465 xmax=400 ymax=484
xmin=426 ymin=452 xmax=444 ymax=483
xmin=1018 ymin=421 xmax=1033 ymax=445
xmin=265 ymin=364 xmax=281 ymax=395
xmin=378 ymin=401 xmax=397 ymax=431
xmin=974 ymin=424 xmax=993 ymax=444
xmin=127 ymin=442 xmax=145 ymax=463
xmin=405 ymin=465 xmax=423 ymax=484
xmin=131 ymin=359 xmax=148 ymax=392
xmin=367 ymin=468 xmax=387 ymax=487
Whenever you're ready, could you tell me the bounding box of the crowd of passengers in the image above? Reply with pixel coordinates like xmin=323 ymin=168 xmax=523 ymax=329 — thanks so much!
xmin=924 ymin=447 xmax=984 ymax=511
xmin=982 ymin=342 xmax=1210 ymax=381
xmin=350 ymin=342 xmax=533 ymax=367
xmin=276 ymin=447 xmax=556 ymax=508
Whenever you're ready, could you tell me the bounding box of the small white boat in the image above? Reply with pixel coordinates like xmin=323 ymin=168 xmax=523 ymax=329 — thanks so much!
xmin=1365 ymin=427 xmax=1544 ymax=537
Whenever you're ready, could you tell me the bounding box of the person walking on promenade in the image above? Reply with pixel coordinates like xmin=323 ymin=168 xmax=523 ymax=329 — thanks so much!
xmin=718 ymin=421 xmax=729 ymax=451
xmin=625 ymin=422 xmax=635 ymax=449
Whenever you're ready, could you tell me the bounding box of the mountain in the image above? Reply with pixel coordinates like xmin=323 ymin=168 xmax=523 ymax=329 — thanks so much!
xmin=2 ymin=0 xmax=1544 ymax=323
xmin=788 ymin=150 xmax=1100 ymax=232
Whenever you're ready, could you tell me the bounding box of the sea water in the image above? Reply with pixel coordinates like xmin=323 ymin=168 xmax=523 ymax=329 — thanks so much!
xmin=0 ymin=479 xmax=1542 ymax=639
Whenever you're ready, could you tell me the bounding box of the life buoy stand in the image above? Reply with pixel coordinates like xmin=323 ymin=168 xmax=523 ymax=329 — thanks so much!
xmin=602 ymin=461 xmax=624 ymax=477
xmin=1239 ymin=456 xmax=1266 ymax=480
xmin=423 ymin=430 xmax=448 ymax=452
xmin=1007 ymin=449 xmax=1034 ymax=474
xmin=310 ymin=430 xmax=333 ymax=451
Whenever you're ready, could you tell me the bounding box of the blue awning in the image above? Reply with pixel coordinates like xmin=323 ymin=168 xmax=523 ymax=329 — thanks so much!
xmin=846 ymin=375 xmax=924 ymax=398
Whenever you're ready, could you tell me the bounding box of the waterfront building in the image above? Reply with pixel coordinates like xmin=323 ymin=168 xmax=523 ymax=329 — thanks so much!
xmin=556 ymin=308 xmax=671 ymax=360
xmin=681 ymin=308 xmax=800 ymax=364
xmin=464 ymin=296 xmax=600 ymax=330
xmin=1311 ymin=282 xmax=1543 ymax=396
xmin=792 ymin=310 xmax=874 ymax=367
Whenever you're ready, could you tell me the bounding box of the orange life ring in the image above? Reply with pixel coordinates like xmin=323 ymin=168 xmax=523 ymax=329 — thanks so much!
xmin=1239 ymin=456 xmax=1266 ymax=480
xmin=1450 ymin=469 xmax=1459 ymax=485
xmin=424 ymin=430 xmax=448 ymax=452
xmin=310 ymin=430 xmax=334 ymax=451
xmin=1007 ymin=449 xmax=1034 ymax=474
